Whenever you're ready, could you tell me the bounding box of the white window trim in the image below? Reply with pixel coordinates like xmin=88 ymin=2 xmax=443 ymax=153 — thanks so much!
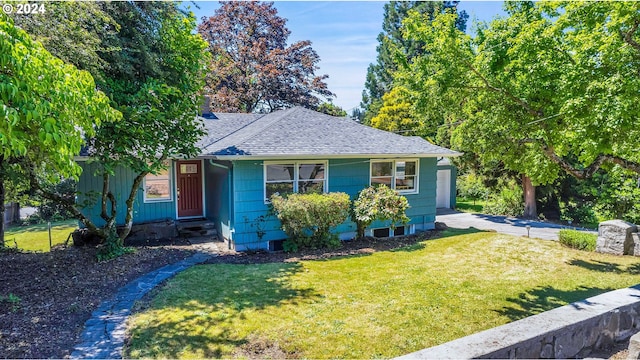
xmin=264 ymin=160 xmax=329 ymax=203
xmin=143 ymin=162 xmax=174 ymax=203
xmin=369 ymin=159 xmax=419 ymax=195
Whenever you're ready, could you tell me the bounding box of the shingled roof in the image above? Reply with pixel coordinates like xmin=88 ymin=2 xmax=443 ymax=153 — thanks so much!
xmin=197 ymin=107 xmax=460 ymax=159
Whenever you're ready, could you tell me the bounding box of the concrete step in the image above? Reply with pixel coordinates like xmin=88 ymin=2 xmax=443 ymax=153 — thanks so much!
xmin=176 ymin=219 xmax=217 ymax=238
xmin=179 ymin=228 xmax=217 ymax=238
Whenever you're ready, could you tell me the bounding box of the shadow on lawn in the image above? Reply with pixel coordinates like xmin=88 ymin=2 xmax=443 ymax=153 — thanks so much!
xmin=496 ymin=285 xmax=615 ymax=321
xmin=568 ymin=259 xmax=640 ymax=275
xmin=127 ymin=262 xmax=320 ymax=358
xmin=5 ymin=220 xmax=77 ymax=234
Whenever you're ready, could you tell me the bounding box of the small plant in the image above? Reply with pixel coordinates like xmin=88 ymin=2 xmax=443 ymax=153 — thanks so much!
xmin=351 ymin=185 xmax=410 ymax=238
xmin=245 ymin=215 xmax=268 ymax=241
xmin=97 ymin=233 xmax=135 ymax=261
xmin=558 ymin=229 xmax=597 ymax=251
xmin=1 ymin=293 xmax=22 ymax=312
xmin=270 ymin=192 xmax=350 ymax=252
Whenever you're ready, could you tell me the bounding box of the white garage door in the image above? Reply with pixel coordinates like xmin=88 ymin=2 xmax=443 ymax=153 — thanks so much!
xmin=436 ymin=169 xmax=451 ymax=208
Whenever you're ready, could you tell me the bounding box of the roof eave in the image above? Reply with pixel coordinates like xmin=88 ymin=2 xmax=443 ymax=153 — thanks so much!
xmin=204 ymin=152 xmax=462 ymax=161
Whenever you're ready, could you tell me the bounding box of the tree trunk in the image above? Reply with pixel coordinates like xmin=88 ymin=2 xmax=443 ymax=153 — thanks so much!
xmin=522 ymin=174 xmax=537 ymax=219
xmin=119 ymin=171 xmax=147 ymax=243
xmin=0 ymin=156 xmax=5 ymax=247
xmin=0 ymin=175 xmax=5 ymax=248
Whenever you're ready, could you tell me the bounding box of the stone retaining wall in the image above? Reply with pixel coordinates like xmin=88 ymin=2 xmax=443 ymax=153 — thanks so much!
xmin=397 ymin=285 xmax=640 ymax=359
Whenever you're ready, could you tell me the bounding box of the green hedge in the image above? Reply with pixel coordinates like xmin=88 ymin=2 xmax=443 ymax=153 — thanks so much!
xmin=558 ymin=229 xmax=597 ymax=251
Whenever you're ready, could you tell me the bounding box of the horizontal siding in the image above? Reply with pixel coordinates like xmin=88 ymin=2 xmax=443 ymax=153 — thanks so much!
xmin=77 ymin=162 xmax=176 ymax=227
xmin=231 ymin=157 xmax=438 ymax=249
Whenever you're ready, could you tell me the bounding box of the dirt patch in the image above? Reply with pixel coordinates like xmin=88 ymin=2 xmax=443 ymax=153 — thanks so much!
xmin=0 ymin=243 xmax=195 ymax=359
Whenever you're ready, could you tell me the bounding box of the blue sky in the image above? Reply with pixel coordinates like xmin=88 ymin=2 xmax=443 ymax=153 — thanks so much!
xmin=189 ymin=1 xmax=506 ymax=113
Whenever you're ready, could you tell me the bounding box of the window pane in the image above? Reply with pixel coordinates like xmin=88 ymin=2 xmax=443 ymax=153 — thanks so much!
xmin=396 ymin=175 xmax=415 ymax=191
xmin=145 ymin=169 xmax=171 ymax=200
xmin=372 ymin=176 xmax=393 ymax=187
xmin=371 ymin=162 xmax=392 ymax=177
xmin=299 ymin=163 xmax=325 ymax=180
xmin=266 ymin=182 xmax=294 ymax=199
xmin=404 ymin=161 xmax=416 ymax=176
xmin=267 ymin=164 xmax=295 ymax=181
xmin=299 ymin=180 xmax=324 ymax=194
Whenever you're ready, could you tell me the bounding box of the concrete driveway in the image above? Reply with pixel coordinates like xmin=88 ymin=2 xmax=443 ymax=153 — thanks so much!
xmin=435 ymin=209 xmax=596 ymax=241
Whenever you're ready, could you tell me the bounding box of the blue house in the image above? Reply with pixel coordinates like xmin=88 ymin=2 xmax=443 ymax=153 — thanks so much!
xmin=77 ymin=107 xmax=460 ymax=251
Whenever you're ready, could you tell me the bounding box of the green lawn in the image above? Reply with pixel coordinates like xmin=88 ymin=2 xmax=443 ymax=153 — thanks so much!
xmin=4 ymin=220 xmax=77 ymax=252
xmin=455 ymin=197 xmax=487 ymax=213
xmin=125 ymin=230 xmax=640 ymax=359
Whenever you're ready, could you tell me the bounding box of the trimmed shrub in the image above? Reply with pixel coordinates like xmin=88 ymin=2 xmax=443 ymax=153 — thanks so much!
xmin=351 ymin=185 xmax=410 ymax=238
xmin=558 ymin=229 xmax=597 ymax=251
xmin=270 ymin=192 xmax=351 ymax=252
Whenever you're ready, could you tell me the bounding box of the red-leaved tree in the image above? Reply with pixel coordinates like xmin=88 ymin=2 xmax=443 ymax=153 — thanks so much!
xmin=198 ymin=1 xmax=334 ymax=113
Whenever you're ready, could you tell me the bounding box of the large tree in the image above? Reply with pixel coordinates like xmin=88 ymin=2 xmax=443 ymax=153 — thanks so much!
xmin=0 ymin=14 xmax=119 ymax=246
xmin=360 ymin=1 xmax=467 ymax=122
xmin=198 ymin=1 xmax=333 ymax=113
xmin=16 ymin=3 xmax=209 ymax=254
xmin=398 ymin=1 xmax=640 ymax=218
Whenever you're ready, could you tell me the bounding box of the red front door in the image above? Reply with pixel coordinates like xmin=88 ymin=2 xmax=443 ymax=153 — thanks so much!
xmin=176 ymin=160 xmax=203 ymax=218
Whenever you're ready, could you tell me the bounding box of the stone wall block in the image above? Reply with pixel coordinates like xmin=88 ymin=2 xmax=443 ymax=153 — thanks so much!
xmin=596 ymin=220 xmax=637 ymax=255
xmin=627 ymin=332 xmax=640 ymax=359
xmin=540 ymin=343 xmax=554 ymax=359
xmin=633 ymin=233 xmax=640 ymax=257
xmin=555 ymin=328 xmax=587 ymax=358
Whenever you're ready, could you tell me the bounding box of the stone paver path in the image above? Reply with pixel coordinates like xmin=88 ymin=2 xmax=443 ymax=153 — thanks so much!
xmin=70 ymin=252 xmax=212 ymax=359
xmin=436 ymin=209 xmax=596 ymax=241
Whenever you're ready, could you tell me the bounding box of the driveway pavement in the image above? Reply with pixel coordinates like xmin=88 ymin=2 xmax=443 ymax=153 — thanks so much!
xmin=435 ymin=209 xmax=596 ymax=241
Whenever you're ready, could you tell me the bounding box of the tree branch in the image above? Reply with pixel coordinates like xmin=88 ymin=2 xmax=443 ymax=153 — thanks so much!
xmin=23 ymin=163 xmax=104 ymax=237
xmin=620 ymin=20 xmax=640 ymax=52
xmin=543 ymin=144 xmax=640 ymax=179
xmin=464 ymin=61 xmax=544 ymax=117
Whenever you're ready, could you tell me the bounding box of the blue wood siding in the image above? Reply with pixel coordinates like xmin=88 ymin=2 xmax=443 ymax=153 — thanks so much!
xmin=230 ymin=158 xmax=438 ymax=249
xmin=77 ymin=162 xmax=176 ymax=226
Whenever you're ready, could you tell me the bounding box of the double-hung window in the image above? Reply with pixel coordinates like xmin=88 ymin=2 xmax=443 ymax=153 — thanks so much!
xmin=370 ymin=159 xmax=418 ymax=194
xmin=265 ymin=161 xmax=327 ymax=201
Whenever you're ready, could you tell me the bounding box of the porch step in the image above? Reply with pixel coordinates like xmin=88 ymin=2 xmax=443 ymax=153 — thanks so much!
xmin=177 ymin=219 xmax=217 ymax=238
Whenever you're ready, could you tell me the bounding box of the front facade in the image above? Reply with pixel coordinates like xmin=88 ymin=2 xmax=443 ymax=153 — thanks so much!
xmin=77 ymin=107 xmax=460 ymax=250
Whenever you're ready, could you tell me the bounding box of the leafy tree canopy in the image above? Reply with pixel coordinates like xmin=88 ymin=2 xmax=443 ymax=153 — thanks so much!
xmin=398 ymin=1 xmax=640 ymax=186
xmin=0 ymin=14 xmax=119 ymax=245
xmin=360 ymin=1 xmax=467 ymax=120
xmin=198 ymin=1 xmax=334 ymax=113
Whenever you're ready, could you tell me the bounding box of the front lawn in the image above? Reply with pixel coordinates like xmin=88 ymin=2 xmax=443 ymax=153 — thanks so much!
xmin=4 ymin=220 xmax=77 ymax=252
xmin=125 ymin=230 xmax=640 ymax=358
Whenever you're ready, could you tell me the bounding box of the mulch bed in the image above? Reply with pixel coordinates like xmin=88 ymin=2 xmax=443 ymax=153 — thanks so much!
xmin=0 ymin=232 xmax=441 ymax=359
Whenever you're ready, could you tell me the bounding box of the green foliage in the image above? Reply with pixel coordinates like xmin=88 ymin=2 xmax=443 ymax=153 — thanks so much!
xmin=483 ymin=181 xmax=524 ymax=217
xmin=399 ymin=2 xmax=640 ymax=187
xmin=369 ymin=86 xmax=422 ymax=135
xmin=560 ymin=201 xmax=598 ymax=227
xmin=352 ymin=185 xmax=410 ymax=238
xmin=361 ymin=1 xmax=467 ymax=120
xmin=96 ymin=232 xmax=135 ymax=262
xmin=0 ymin=14 xmax=119 ymax=246
xmin=0 ymin=293 xmax=22 ymax=312
xmin=457 ymin=173 xmax=488 ymax=205
xmin=316 ymin=102 xmax=347 ymax=117
xmin=270 ymin=192 xmax=350 ymax=251
xmin=558 ymin=230 xmax=597 ymax=252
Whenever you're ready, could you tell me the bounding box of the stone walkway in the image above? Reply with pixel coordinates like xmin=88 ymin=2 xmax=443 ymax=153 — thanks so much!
xmin=70 ymin=252 xmax=213 ymax=359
